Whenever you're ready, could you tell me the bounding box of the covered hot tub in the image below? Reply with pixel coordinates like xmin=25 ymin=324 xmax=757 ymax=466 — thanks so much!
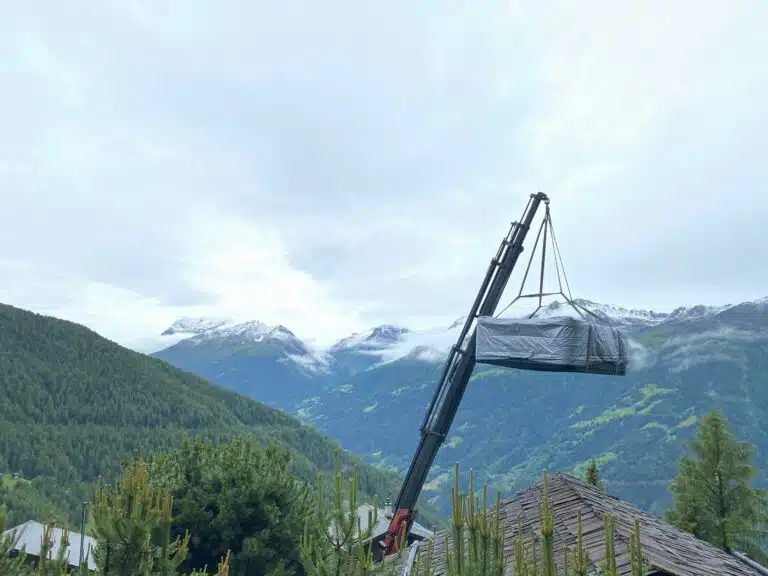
xmin=475 ymin=315 xmax=629 ymax=376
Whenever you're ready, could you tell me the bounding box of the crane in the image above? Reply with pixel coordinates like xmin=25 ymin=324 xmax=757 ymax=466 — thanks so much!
xmin=380 ymin=191 xmax=550 ymax=557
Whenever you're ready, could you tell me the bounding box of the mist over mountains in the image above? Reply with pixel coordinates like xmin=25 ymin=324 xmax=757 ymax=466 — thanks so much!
xmin=151 ymin=296 xmax=768 ymax=516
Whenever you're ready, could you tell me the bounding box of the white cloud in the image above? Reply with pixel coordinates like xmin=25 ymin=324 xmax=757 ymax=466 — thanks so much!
xmin=0 ymin=259 xmax=177 ymax=349
xmin=0 ymin=0 xmax=766 ymax=350
xmin=175 ymin=204 xmax=364 ymax=344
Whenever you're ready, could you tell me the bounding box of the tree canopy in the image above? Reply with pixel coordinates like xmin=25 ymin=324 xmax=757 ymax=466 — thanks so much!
xmin=0 ymin=302 xmax=441 ymax=529
xmin=665 ymin=409 xmax=768 ymax=562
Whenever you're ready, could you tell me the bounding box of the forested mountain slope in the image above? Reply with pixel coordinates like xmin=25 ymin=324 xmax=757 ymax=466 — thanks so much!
xmin=0 ymin=303 xmax=441 ymax=528
xmin=153 ymin=298 xmax=768 ymax=517
xmin=315 ymin=300 xmax=768 ymax=515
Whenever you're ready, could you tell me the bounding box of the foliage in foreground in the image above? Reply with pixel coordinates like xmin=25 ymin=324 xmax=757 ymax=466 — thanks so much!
xmin=0 ymin=301 xmax=445 ymax=531
xmin=3 ymin=411 xmax=764 ymax=574
xmin=0 ymin=437 xmax=319 ymax=575
xmin=299 ymin=455 xmax=650 ymax=575
xmin=148 ymin=436 xmax=316 ymax=575
xmin=665 ymin=409 xmax=768 ymax=563
xmin=1 ymin=460 xmax=233 ymax=576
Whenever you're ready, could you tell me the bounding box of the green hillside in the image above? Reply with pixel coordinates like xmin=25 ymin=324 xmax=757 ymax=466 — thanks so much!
xmin=159 ymin=300 xmax=768 ymax=518
xmin=0 ymin=303 xmax=441 ymax=528
xmin=296 ymin=309 xmax=768 ymax=516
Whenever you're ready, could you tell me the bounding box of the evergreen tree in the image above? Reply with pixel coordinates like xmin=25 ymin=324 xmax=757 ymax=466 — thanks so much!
xmin=0 ymin=505 xmax=29 ymax=576
xmin=299 ymin=450 xmax=391 ymax=576
xmin=153 ymin=436 xmax=315 ymax=575
xmin=1 ymin=506 xmax=94 ymax=576
xmin=30 ymin=522 xmax=73 ymax=575
xmin=0 ymin=301 xmax=436 ymax=535
xmin=308 ymin=465 xmax=649 ymax=576
xmin=566 ymin=510 xmax=589 ymax=576
xmin=601 ymin=515 xmax=617 ymax=576
xmin=665 ymin=409 xmax=768 ymax=560
xmin=628 ymin=519 xmax=650 ymax=576
xmin=90 ymin=458 xmax=191 ymax=576
xmin=445 ymin=464 xmax=504 ymax=576
xmin=298 ymin=449 xmax=437 ymax=576
xmin=537 ymin=474 xmax=555 ymax=576
xmin=584 ymin=459 xmax=603 ymax=491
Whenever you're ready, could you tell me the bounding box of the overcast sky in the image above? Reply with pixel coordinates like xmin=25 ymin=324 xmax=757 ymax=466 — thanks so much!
xmin=1 ymin=0 xmax=767 ymax=351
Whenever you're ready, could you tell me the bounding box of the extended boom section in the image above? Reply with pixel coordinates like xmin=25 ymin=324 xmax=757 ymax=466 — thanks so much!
xmin=380 ymin=192 xmax=549 ymax=556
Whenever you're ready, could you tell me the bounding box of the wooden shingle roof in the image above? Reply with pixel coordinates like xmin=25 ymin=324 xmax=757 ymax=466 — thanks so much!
xmin=390 ymin=473 xmax=764 ymax=575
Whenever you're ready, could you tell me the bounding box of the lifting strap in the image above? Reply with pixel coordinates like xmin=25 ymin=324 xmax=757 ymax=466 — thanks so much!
xmin=495 ymin=203 xmax=603 ymax=323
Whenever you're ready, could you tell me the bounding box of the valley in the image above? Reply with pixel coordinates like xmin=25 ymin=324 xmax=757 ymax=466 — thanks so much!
xmin=1 ymin=294 xmax=765 ymax=549
xmin=152 ymin=296 xmax=768 ymax=517
xmin=3 ymin=4 xmax=767 ymax=572
xmin=0 ymin=303 xmax=442 ymax=529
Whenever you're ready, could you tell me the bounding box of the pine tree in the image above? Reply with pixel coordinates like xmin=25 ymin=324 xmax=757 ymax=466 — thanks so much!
xmin=538 ymin=475 xmax=555 ymax=576
xmin=601 ymin=515 xmax=617 ymax=576
xmin=629 ymin=519 xmax=650 ymax=576
xmin=584 ymin=459 xmax=603 ymax=491
xmin=509 ymin=476 xmax=648 ymax=576
xmin=568 ymin=510 xmax=590 ymax=576
xmin=299 ymin=450 xmax=395 ymax=576
xmin=0 ymin=505 xmax=28 ymax=576
xmin=90 ymin=458 xmax=191 ymax=576
xmin=2 ymin=458 xmax=237 ymax=576
xmin=151 ymin=436 xmax=313 ymax=575
xmin=665 ymin=409 xmax=768 ymax=559
xmin=444 ymin=464 xmax=504 ymax=576
xmin=32 ymin=522 xmax=72 ymax=575
xmin=512 ymin=473 xmax=588 ymax=576
xmin=298 ymin=462 xmax=651 ymax=576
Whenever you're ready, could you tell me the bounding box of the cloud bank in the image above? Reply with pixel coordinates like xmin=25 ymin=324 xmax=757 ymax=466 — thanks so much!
xmin=1 ymin=0 xmax=767 ymax=349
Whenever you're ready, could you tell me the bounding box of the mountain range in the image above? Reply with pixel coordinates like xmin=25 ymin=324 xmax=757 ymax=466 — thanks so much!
xmin=0 ymin=302 xmax=442 ymax=529
xmin=152 ymin=296 xmax=768 ymax=517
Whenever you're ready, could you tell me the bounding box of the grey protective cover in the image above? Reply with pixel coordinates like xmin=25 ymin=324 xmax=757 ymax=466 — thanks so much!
xmin=474 ymin=315 xmax=629 ymax=376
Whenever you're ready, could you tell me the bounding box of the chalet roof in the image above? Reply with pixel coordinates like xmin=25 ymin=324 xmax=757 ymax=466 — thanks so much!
xmin=2 ymin=520 xmax=97 ymax=570
xmin=390 ymin=472 xmax=765 ymax=576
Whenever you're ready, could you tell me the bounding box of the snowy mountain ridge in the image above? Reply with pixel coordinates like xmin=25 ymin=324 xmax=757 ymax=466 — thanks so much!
xmin=330 ymin=324 xmax=410 ymax=353
xmin=542 ymin=298 xmax=735 ymax=325
xmin=157 ymin=297 xmax=756 ymax=372
xmin=162 ymin=317 xmax=299 ymax=343
xmin=151 ymin=295 xmax=768 ymax=517
xmin=161 ymin=316 xmax=233 ymax=336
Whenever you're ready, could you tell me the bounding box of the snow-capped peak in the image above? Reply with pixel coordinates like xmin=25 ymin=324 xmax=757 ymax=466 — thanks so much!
xmin=449 ymin=299 xmax=674 ymax=329
xmin=161 ymin=317 xmax=300 ymax=346
xmin=533 ymin=299 xmax=670 ymax=326
xmin=667 ymin=303 xmax=733 ymax=320
xmin=521 ymin=299 xmax=731 ymax=327
xmin=161 ymin=316 xmax=233 ymax=336
xmin=158 ymin=317 xmax=331 ymax=374
xmin=329 ymin=297 xmax=742 ymax=368
xmin=212 ymin=320 xmax=297 ymax=343
xmin=330 ymin=324 xmax=410 ymax=352
xmin=157 ymin=296 xmax=758 ymax=373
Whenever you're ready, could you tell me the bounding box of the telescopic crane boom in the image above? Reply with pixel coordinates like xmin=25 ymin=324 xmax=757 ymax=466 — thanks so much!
xmin=381 ymin=192 xmax=550 ymax=557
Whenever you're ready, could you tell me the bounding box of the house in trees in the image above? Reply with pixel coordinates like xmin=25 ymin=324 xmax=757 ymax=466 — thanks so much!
xmin=2 ymin=520 xmax=97 ymax=571
xmin=363 ymin=502 xmax=433 ymax=561
xmin=391 ymin=473 xmax=768 ymax=576
xmin=333 ymin=501 xmax=433 ymax=562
